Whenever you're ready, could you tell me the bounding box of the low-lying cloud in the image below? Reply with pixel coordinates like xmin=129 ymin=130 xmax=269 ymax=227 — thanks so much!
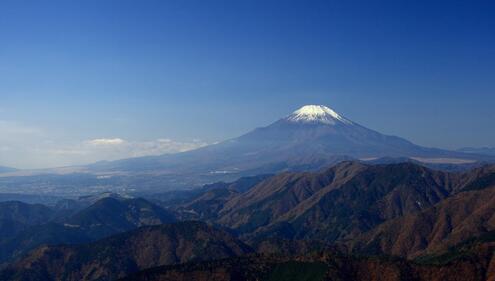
xmin=0 ymin=120 xmax=209 ymax=169
xmin=78 ymin=138 xmax=208 ymax=159
xmin=88 ymin=138 xmax=126 ymax=145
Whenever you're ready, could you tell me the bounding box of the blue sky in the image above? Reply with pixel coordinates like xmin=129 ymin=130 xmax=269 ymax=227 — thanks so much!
xmin=1 ymin=0 xmax=494 ymax=168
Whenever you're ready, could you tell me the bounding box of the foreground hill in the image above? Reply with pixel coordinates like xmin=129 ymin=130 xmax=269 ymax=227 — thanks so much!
xmin=122 ymin=238 xmax=495 ymax=281
xmin=3 ymin=217 xmax=495 ymax=281
xmin=0 ymin=221 xmax=252 ymax=281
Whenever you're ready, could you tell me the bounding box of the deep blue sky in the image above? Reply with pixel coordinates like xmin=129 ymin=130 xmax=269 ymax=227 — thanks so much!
xmin=1 ymin=0 xmax=494 ymax=168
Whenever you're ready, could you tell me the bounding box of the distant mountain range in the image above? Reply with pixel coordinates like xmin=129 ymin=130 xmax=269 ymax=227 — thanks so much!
xmin=458 ymin=146 xmax=495 ymax=156
xmin=0 ymin=166 xmax=17 ymax=174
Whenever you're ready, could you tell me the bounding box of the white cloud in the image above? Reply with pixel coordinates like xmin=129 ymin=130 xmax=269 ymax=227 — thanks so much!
xmin=88 ymin=138 xmax=126 ymax=145
xmin=84 ymin=138 xmax=208 ymax=159
xmin=0 ymin=120 xmax=209 ymax=168
xmin=48 ymin=138 xmax=208 ymax=166
xmin=1 ymin=136 xmax=209 ymax=169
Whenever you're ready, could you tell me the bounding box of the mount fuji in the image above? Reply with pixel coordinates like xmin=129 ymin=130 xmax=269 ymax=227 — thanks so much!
xmin=89 ymin=105 xmax=486 ymax=184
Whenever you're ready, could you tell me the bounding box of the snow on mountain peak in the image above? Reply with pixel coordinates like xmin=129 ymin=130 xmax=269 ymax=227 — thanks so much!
xmin=286 ymin=105 xmax=352 ymax=125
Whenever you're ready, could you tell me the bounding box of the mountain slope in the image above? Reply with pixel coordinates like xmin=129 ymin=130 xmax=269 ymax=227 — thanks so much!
xmin=217 ymin=162 xmax=459 ymax=241
xmin=170 ymin=174 xmax=273 ymax=221
xmin=349 ymin=184 xmax=495 ymax=258
xmin=0 ymin=221 xmax=252 ymax=281
xmin=87 ymin=105 xmax=484 ymax=186
xmin=63 ymin=197 xmax=176 ymax=239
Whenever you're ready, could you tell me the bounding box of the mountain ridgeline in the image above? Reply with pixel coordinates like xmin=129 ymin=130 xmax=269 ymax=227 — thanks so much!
xmin=1 ymin=161 xmax=495 ymax=280
xmin=173 ymin=161 xmax=495 ymax=248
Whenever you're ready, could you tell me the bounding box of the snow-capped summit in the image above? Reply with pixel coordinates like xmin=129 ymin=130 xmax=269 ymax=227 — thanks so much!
xmin=92 ymin=103 xmax=483 ymax=189
xmin=286 ymin=105 xmax=352 ymax=125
